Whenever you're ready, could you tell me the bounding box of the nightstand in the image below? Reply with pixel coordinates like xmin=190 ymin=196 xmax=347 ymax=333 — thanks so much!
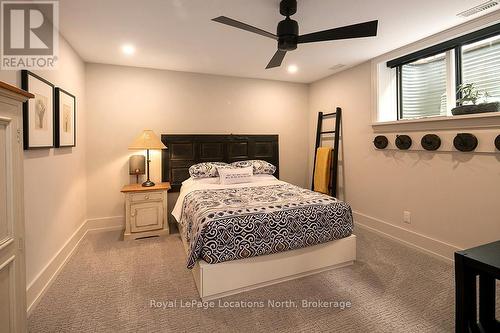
xmin=121 ymin=182 xmax=170 ymax=240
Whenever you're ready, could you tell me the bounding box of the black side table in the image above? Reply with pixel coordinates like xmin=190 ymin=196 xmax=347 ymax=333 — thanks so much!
xmin=455 ymin=240 xmax=500 ymax=333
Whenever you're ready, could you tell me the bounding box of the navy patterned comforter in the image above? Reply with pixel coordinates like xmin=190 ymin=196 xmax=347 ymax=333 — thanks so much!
xmin=180 ymin=183 xmax=353 ymax=269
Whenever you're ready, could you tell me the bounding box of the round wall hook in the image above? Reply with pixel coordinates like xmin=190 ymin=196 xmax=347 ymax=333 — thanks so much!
xmin=421 ymin=134 xmax=441 ymax=151
xmin=453 ymin=133 xmax=478 ymax=152
xmin=395 ymin=135 xmax=412 ymax=150
xmin=373 ymin=135 xmax=388 ymax=149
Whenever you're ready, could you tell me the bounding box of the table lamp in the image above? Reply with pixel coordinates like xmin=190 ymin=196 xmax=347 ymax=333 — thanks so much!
xmin=128 ymin=130 xmax=166 ymax=187
xmin=129 ymin=155 xmax=145 ymax=184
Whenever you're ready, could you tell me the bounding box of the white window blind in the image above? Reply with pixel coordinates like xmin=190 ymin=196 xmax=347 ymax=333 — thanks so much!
xmin=462 ymin=35 xmax=500 ymax=102
xmin=401 ymin=53 xmax=447 ymax=119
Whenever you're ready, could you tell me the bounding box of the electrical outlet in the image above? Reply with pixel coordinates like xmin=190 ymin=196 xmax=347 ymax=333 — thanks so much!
xmin=403 ymin=211 xmax=411 ymax=224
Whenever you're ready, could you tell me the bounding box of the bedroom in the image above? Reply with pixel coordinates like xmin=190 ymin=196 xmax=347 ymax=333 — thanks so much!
xmin=0 ymin=0 xmax=499 ymax=332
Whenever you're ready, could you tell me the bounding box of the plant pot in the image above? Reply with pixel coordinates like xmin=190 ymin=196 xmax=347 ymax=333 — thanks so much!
xmin=451 ymin=102 xmax=500 ymax=116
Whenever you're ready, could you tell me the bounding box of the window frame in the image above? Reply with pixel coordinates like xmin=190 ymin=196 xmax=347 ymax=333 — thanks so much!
xmin=396 ymin=53 xmax=449 ymax=120
xmin=388 ymin=23 xmax=500 ymax=120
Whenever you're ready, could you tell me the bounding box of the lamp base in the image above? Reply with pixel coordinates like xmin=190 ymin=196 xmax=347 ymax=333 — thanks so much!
xmin=142 ymin=180 xmax=155 ymax=187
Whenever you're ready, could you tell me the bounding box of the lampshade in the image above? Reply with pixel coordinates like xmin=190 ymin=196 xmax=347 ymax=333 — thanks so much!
xmin=128 ymin=130 xmax=166 ymax=150
xmin=129 ymin=155 xmax=145 ymax=175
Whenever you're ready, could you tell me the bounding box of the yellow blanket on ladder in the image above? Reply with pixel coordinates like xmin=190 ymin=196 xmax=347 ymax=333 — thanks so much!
xmin=313 ymin=147 xmax=332 ymax=194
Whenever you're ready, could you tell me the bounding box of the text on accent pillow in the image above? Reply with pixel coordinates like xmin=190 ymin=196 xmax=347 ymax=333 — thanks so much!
xmin=217 ymin=166 xmax=253 ymax=185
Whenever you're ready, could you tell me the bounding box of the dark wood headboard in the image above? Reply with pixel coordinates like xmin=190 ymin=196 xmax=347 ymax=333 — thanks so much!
xmin=161 ymin=134 xmax=279 ymax=191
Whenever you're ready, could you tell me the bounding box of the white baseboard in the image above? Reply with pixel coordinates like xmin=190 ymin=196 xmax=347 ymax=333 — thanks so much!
xmin=26 ymin=216 xmax=124 ymax=315
xmin=85 ymin=216 xmax=125 ymax=233
xmin=353 ymin=211 xmax=461 ymax=264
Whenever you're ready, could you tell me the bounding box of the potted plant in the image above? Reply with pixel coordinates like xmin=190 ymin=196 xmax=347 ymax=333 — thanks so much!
xmin=451 ymin=83 xmax=500 ymax=116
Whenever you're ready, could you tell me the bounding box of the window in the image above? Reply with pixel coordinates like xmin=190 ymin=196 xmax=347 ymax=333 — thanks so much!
xmin=462 ymin=35 xmax=500 ymax=103
xmin=401 ymin=53 xmax=447 ymax=119
xmin=387 ymin=23 xmax=500 ymax=120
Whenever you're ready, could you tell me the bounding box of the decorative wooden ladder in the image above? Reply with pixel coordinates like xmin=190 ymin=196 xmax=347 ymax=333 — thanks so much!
xmin=311 ymin=107 xmax=342 ymax=197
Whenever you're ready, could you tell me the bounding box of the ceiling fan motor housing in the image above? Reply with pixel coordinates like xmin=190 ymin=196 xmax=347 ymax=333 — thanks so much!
xmin=277 ymin=18 xmax=299 ymax=50
xmin=277 ymin=0 xmax=298 ymax=51
xmin=280 ymin=0 xmax=297 ymax=16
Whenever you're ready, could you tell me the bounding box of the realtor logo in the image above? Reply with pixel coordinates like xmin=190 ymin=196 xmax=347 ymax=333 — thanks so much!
xmin=1 ymin=0 xmax=59 ymax=69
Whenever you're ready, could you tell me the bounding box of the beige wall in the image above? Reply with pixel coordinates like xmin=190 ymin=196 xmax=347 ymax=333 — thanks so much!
xmin=85 ymin=64 xmax=309 ymax=220
xmin=308 ymin=61 xmax=500 ymax=259
xmin=0 ymin=37 xmax=86 ymax=286
xmin=2 ymin=18 xmax=497 ymax=291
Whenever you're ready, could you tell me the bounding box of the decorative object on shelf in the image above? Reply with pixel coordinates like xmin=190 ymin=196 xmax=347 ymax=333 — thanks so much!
xmin=21 ymin=70 xmax=55 ymax=149
xmin=373 ymin=135 xmax=389 ymax=149
xmin=454 ymin=133 xmax=478 ymax=152
xmin=395 ymin=135 xmax=412 ymax=150
xmin=129 ymin=130 xmax=167 ymax=187
xmin=421 ymin=134 xmax=441 ymax=151
xmin=495 ymin=135 xmax=500 ymax=151
xmin=451 ymin=83 xmax=500 ymax=116
xmin=54 ymin=88 xmax=76 ymax=148
xmin=129 ymin=155 xmax=146 ymax=184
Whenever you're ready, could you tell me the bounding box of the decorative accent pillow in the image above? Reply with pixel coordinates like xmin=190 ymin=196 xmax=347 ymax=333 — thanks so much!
xmin=189 ymin=162 xmax=228 ymax=179
xmin=217 ymin=166 xmax=253 ymax=185
xmin=231 ymin=160 xmax=276 ymax=175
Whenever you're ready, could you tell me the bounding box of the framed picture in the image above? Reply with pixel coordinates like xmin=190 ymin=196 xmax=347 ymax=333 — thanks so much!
xmin=21 ymin=70 xmax=55 ymax=149
xmin=54 ymin=88 xmax=76 ymax=148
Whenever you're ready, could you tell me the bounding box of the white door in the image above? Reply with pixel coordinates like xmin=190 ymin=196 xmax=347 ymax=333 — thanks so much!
xmin=0 ymin=98 xmax=27 ymax=332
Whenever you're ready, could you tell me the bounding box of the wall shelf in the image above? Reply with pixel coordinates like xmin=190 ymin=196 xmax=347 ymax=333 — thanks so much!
xmin=372 ymin=112 xmax=500 ymax=133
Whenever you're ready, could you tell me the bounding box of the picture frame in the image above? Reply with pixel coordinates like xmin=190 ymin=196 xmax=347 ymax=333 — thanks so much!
xmin=21 ymin=70 xmax=55 ymax=149
xmin=54 ymin=88 xmax=76 ymax=148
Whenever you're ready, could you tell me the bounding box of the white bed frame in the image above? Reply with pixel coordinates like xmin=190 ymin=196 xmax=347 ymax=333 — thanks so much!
xmin=178 ymin=225 xmax=356 ymax=301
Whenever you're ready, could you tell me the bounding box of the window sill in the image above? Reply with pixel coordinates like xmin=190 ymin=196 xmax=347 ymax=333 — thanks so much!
xmin=372 ymin=111 xmax=500 ymax=132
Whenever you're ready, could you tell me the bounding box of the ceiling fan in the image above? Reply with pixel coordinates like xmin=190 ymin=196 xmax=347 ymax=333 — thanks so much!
xmin=212 ymin=0 xmax=378 ymax=69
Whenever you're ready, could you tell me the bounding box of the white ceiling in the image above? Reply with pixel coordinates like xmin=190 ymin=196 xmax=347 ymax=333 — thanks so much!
xmin=59 ymin=0 xmax=497 ymax=83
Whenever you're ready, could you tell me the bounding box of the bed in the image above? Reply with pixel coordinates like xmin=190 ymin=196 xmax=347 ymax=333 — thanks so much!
xmin=162 ymin=134 xmax=356 ymax=301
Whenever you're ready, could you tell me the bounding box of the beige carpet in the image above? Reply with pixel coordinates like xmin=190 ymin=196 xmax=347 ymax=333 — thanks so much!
xmin=28 ymin=226 xmax=472 ymax=332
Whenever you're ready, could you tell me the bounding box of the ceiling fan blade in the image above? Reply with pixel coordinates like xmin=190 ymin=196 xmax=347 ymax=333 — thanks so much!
xmin=298 ymin=20 xmax=378 ymax=44
xmin=266 ymin=50 xmax=287 ymax=69
xmin=212 ymin=16 xmax=277 ymax=40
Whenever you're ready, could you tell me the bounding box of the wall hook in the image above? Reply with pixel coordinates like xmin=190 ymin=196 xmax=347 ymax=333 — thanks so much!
xmin=395 ymin=135 xmax=412 ymax=150
xmin=454 ymin=133 xmax=478 ymax=152
xmin=373 ymin=135 xmax=388 ymax=149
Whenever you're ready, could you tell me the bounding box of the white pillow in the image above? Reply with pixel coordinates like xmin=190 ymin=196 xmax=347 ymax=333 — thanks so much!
xmin=217 ymin=166 xmax=253 ymax=185
xmin=251 ymin=174 xmax=277 ymax=182
xmin=182 ymin=177 xmax=221 ymax=186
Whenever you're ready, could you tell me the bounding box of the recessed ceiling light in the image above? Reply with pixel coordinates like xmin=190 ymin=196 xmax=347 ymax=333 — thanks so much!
xmin=287 ymin=65 xmax=298 ymax=73
xmin=121 ymin=44 xmax=135 ymax=55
